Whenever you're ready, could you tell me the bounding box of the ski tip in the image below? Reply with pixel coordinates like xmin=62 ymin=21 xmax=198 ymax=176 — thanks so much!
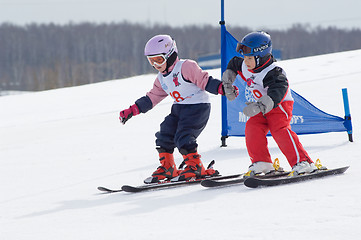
xmin=97 ymin=186 xmax=123 ymax=193
xmin=341 ymin=166 xmax=350 ymax=172
xmin=200 ymin=179 xmax=215 ymax=188
xmin=325 ymin=165 xmax=350 ymax=174
xmin=121 ymin=185 xmax=143 ymax=193
xmin=243 ymin=177 xmax=260 ymax=188
xmin=98 ymin=186 xmax=111 ymax=192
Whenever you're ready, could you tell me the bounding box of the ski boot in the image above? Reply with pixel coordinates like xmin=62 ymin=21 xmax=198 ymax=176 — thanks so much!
xmin=144 ymin=148 xmax=180 ymax=184
xmin=288 ymin=159 xmax=327 ymax=177
xmin=244 ymin=158 xmax=284 ymax=178
xmin=171 ymin=149 xmax=219 ymax=182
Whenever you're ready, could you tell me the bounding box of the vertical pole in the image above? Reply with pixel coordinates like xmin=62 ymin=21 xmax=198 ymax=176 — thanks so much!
xmin=220 ymin=0 xmax=228 ymax=147
xmin=342 ymin=88 xmax=353 ymax=142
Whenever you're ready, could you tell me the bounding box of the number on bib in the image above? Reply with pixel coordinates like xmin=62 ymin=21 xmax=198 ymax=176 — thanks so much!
xmin=253 ymin=89 xmax=263 ymax=99
xmin=170 ymin=91 xmax=184 ymax=102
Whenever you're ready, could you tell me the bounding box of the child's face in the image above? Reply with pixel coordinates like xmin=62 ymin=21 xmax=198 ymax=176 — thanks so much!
xmin=244 ymin=56 xmax=256 ymax=70
xmin=154 ymin=62 xmax=167 ymax=72
xmin=147 ymin=55 xmax=167 ymax=72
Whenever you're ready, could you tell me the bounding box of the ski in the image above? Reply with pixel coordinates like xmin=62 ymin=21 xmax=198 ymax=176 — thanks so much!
xmin=244 ymin=166 xmax=349 ymax=188
xmin=201 ymin=170 xmax=290 ymax=188
xmin=201 ymin=176 xmax=245 ymax=187
xmin=122 ymin=179 xmax=202 ymax=193
xmin=97 ymin=173 xmax=243 ymax=194
xmin=121 ymin=173 xmax=245 ymax=193
xmin=97 ymin=186 xmax=123 ymax=193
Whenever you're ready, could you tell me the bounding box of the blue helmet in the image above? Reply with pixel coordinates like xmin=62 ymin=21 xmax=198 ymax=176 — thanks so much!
xmin=237 ymin=31 xmax=272 ymax=57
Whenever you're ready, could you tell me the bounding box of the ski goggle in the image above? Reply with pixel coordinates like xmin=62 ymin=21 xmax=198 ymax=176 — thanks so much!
xmin=147 ymin=54 xmax=166 ymax=66
xmin=236 ymin=43 xmax=253 ymax=56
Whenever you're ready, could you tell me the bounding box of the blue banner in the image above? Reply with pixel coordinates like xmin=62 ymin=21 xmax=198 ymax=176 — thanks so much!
xmin=223 ymin=30 xmax=349 ymax=137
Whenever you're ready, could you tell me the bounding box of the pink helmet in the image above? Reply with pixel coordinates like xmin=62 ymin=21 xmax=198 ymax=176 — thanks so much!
xmin=144 ymin=35 xmax=178 ymax=59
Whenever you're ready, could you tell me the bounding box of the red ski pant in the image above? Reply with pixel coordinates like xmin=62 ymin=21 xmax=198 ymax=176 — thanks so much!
xmin=245 ymin=101 xmax=312 ymax=167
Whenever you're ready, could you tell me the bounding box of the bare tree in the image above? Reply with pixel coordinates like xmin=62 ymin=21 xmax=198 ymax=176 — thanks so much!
xmin=0 ymin=22 xmax=360 ymax=92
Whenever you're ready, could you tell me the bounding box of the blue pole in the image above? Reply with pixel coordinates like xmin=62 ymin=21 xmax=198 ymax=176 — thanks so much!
xmin=220 ymin=0 xmax=228 ymax=146
xmin=342 ymin=88 xmax=353 ymax=142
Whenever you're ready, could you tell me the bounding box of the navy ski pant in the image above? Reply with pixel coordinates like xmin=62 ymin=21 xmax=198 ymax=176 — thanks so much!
xmin=155 ymin=103 xmax=211 ymax=152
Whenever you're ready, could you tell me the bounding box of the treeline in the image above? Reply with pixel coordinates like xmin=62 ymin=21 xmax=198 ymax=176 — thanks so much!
xmin=0 ymin=22 xmax=360 ymax=91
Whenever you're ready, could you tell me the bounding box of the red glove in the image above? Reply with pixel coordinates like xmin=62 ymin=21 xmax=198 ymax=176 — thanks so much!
xmin=218 ymin=83 xmax=225 ymax=95
xmin=119 ymin=104 xmax=140 ymax=124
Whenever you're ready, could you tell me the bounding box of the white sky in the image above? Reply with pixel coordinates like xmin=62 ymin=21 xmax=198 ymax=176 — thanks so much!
xmin=0 ymin=0 xmax=361 ymax=30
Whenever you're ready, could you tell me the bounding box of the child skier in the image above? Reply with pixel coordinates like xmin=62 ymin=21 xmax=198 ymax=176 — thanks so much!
xmin=222 ymin=31 xmax=318 ymax=176
xmin=119 ymin=34 xmax=238 ymax=183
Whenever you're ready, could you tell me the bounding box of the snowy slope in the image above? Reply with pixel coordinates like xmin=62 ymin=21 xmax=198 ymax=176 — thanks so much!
xmin=1 ymin=50 xmax=361 ymax=240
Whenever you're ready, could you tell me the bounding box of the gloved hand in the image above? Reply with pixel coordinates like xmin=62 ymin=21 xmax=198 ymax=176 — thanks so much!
xmin=218 ymin=83 xmax=239 ymax=99
xmin=243 ymin=95 xmax=274 ymax=117
xmin=119 ymin=104 xmax=140 ymax=124
xmin=222 ymin=69 xmax=238 ymax=101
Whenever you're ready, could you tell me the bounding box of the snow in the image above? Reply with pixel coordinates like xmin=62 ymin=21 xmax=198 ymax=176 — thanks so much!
xmin=1 ymin=50 xmax=361 ymax=240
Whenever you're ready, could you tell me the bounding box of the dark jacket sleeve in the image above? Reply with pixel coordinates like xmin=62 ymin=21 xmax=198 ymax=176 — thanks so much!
xmin=226 ymin=57 xmax=244 ymax=73
xmin=263 ymin=66 xmax=289 ymax=107
xmin=205 ymin=76 xmax=222 ymax=95
xmin=135 ymin=95 xmax=153 ymax=113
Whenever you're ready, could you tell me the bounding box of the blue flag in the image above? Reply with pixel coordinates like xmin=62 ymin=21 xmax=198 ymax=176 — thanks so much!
xmin=223 ymin=30 xmax=350 ymax=137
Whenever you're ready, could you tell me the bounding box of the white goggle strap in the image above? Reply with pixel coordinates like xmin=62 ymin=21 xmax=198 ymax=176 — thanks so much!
xmin=164 ymin=40 xmax=175 ymax=59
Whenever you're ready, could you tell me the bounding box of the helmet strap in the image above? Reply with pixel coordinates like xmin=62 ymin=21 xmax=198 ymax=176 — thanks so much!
xmin=255 ymin=56 xmax=260 ymax=68
xmin=165 ymin=52 xmax=178 ymax=72
xmin=251 ymin=55 xmax=272 ymax=73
